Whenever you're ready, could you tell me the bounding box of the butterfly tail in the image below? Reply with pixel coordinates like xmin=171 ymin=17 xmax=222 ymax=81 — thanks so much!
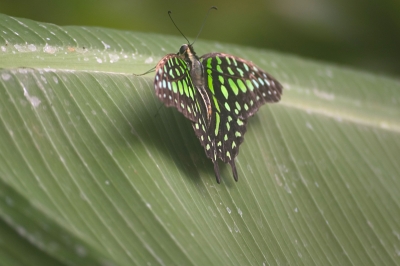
xmin=230 ymin=161 xmax=238 ymax=182
xmin=213 ymin=160 xmax=221 ymax=184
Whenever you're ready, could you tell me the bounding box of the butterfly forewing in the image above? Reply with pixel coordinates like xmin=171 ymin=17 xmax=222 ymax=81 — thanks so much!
xmin=154 ymin=54 xmax=201 ymax=123
xmin=201 ymin=53 xmax=282 ymax=119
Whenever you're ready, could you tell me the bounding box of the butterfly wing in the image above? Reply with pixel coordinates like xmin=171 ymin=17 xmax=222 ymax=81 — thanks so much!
xmin=201 ymin=53 xmax=282 ymax=118
xmin=154 ymin=54 xmax=201 ymax=123
xmin=200 ymin=53 xmax=283 ymax=181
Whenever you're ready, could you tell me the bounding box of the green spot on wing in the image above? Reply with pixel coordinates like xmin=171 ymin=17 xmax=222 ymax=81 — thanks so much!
xmin=237 ymin=79 xmax=247 ymax=93
xmin=221 ymin=85 xmax=229 ymax=99
xmin=207 ymin=58 xmax=212 ymax=68
xmin=213 ymin=96 xmax=220 ymax=112
xmin=215 ymin=112 xmax=220 ymax=136
xmin=224 ymin=102 xmax=231 ymax=111
xmin=228 ymin=79 xmax=239 ymax=95
xmin=169 ymin=69 xmax=175 ymax=79
xmin=218 ymin=75 xmax=225 ymax=84
xmin=178 ymin=80 xmax=184 ymax=95
xmin=184 ymin=79 xmax=190 ymax=97
xmin=188 ymin=84 xmax=194 ymax=100
xmin=172 ymin=82 xmax=178 ymax=93
xmin=246 ymin=79 xmax=254 ymax=91
xmin=227 ymin=67 xmax=234 ymax=75
xmin=232 ymin=58 xmax=237 ymax=66
xmin=235 ymin=101 xmax=241 ymax=111
xmin=207 ymin=69 xmax=215 ymax=94
xmin=237 ymin=68 xmax=244 ymax=77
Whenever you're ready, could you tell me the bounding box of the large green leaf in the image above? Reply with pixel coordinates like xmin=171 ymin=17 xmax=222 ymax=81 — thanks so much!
xmin=1 ymin=13 xmax=399 ymax=265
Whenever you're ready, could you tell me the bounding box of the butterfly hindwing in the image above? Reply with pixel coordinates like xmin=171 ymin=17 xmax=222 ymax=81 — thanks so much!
xmin=154 ymin=54 xmax=201 ymax=123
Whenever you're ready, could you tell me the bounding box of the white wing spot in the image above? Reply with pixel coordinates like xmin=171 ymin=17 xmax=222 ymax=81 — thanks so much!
xmin=252 ymin=79 xmax=259 ymax=88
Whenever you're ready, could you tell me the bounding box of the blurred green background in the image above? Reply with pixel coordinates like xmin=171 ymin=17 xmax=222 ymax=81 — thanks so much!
xmin=1 ymin=0 xmax=400 ymax=78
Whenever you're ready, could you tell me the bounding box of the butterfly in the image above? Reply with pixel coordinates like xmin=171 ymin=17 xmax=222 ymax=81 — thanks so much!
xmin=154 ymin=42 xmax=282 ymax=183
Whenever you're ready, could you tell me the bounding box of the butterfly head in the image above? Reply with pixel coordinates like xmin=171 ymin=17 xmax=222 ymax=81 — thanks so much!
xmin=177 ymin=44 xmax=197 ymax=62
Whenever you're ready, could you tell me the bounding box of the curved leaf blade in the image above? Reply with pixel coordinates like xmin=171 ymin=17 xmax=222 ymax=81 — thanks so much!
xmin=1 ymin=13 xmax=400 ymax=266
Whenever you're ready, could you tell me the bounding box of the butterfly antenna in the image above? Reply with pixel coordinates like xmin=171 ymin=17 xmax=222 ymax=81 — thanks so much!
xmin=168 ymin=10 xmax=190 ymax=44
xmin=192 ymin=6 xmax=217 ymax=45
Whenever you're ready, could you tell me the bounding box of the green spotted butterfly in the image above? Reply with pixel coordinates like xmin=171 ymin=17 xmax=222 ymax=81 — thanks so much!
xmin=154 ymin=10 xmax=283 ymax=183
xmin=155 ymin=44 xmax=282 ymax=183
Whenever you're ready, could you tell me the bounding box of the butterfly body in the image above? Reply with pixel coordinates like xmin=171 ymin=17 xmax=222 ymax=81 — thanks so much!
xmin=155 ymin=44 xmax=282 ymax=183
